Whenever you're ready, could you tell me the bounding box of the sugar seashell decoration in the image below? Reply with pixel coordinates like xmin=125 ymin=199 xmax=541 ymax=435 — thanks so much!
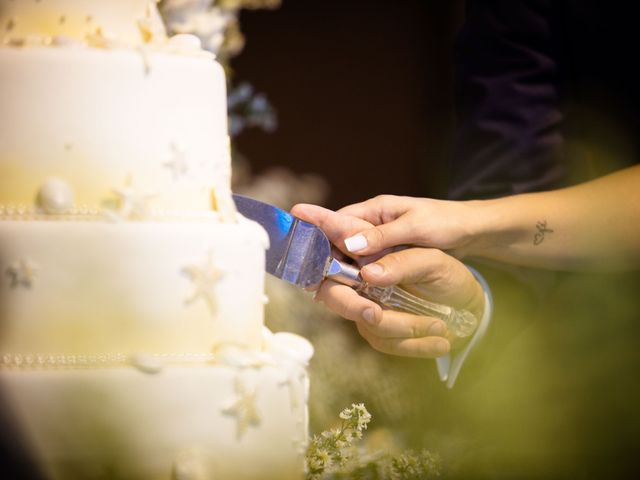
xmin=36 ymin=177 xmax=75 ymax=214
xmin=167 ymin=33 xmax=202 ymax=52
xmin=262 ymin=327 xmax=314 ymax=366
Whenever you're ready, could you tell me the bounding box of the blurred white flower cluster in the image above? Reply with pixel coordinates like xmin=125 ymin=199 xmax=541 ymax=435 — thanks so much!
xmin=160 ymin=0 xmax=231 ymax=54
xmin=228 ymin=82 xmax=277 ymax=136
xmin=159 ymin=0 xmax=280 ymax=58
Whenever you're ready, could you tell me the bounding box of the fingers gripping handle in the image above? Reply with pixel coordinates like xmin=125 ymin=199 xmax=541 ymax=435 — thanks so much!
xmin=325 ymin=259 xmax=478 ymax=338
xmin=359 ymin=284 xmax=477 ymax=338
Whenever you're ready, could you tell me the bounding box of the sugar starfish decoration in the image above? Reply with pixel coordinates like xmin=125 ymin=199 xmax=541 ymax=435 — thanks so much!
xmin=5 ymin=258 xmax=39 ymax=289
xmin=182 ymin=251 xmax=224 ymax=315
xmin=163 ymin=143 xmax=189 ymax=181
xmin=223 ymin=378 xmax=261 ymax=439
xmin=108 ymin=176 xmax=157 ymax=220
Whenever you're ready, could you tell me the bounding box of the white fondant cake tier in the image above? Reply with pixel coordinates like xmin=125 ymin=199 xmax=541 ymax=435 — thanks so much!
xmin=1 ymin=354 xmax=310 ymax=480
xmin=0 ymin=218 xmax=268 ymax=355
xmin=0 ymin=46 xmax=229 ymax=212
xmin=0 ymin=0 xmax=166 ymax=47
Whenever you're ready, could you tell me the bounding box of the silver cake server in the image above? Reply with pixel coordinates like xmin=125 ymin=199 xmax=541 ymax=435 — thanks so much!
xmin=233 ymin=194 xmax=477 ymax=338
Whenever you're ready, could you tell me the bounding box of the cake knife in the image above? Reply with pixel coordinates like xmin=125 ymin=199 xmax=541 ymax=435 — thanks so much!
xmin=232 ymin=194 xmax=477 ymax=338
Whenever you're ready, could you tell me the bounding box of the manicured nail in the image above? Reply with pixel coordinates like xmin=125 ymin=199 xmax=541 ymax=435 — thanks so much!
xmin=363 ymin=263 xmax=384 ymax=277
xmin=434 ymin=339 xmax=450 ymax=356
xmin=362 ymin=308 xmax=376 ymax=325
xmin=344 ymin=234 xmax=367 ymax=253
xmin=428 ymin=321 xmax=446 ymax=336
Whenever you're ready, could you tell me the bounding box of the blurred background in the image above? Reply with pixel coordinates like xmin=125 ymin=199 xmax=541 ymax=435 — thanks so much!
xmin=230 ymin=0 xmax=461 ymax=208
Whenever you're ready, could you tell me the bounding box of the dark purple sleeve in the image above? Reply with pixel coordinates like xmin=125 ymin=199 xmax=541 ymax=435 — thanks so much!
xmin=448 ymin=0 xmax=567 ymax=200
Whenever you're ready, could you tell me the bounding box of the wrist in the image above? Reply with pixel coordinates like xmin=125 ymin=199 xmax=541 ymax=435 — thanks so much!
xmin=467 ymin=196 xmax=532 ymax=261
xmin=461 ymin=199 xmax=501 ymax=257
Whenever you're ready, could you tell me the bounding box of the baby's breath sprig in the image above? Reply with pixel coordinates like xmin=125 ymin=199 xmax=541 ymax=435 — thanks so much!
xmin=306 ymin=403 xmax=371 ymax=479
xmin=306 ymin=403 xmax=442 ymax=480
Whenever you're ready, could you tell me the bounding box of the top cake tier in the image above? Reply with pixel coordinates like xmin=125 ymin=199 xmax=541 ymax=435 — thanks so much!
xmin=0 ymin=0 xmax=166 ymax=47
xmin=0 ymin=0 xmax=233 ymax=217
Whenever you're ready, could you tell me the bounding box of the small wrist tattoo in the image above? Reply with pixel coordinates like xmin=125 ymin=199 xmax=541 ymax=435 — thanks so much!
xmin=533 ymin=220 xmax=553 ymax=245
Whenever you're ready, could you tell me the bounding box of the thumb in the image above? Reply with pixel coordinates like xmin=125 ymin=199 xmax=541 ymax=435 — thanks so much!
xmin=343 ymin=220 xmax=411 ymax=256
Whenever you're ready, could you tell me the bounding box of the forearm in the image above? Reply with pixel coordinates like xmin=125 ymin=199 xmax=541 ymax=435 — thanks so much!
xmin=465 ymin=165 xmax=640 ymax=271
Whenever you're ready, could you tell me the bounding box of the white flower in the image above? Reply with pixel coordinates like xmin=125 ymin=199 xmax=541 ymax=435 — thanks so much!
xmin=307 ymin=455 xmax=325 ymax=471
xmin=316 ymin=449 xmax=331 ymax=465
xmin=339 ymin=408 xmax=353 ymax=421
xmin=161 ymin=1 xmax=234 ymax=54
xmin=352 ymin=403 xmax=372 ymax=430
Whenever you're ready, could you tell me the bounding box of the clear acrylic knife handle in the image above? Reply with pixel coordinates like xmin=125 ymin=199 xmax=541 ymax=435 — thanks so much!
xmin=326 ymin=258 xmax=478 ymax=338
xmin=357 ymin=283 xmax=477 ymax=338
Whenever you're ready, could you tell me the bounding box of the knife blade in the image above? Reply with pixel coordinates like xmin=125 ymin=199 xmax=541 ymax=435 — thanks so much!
xmin=233 ymin=194 xmax=477 ymax=338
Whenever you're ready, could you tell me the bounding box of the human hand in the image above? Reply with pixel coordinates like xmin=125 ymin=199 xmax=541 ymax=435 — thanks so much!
xmin=325 ymin=195 xmax=483 ymax=258
xmin=291 ymin=204 xmax=486 ymax=358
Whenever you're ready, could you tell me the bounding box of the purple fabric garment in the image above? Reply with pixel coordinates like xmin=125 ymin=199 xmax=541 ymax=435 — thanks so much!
xmin=449 ymin=0 xmax=640 ymax=200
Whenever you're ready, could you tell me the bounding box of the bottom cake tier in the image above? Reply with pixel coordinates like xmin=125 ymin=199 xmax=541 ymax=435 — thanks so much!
xmin=0 ymin=332 xmax=312 ymax=480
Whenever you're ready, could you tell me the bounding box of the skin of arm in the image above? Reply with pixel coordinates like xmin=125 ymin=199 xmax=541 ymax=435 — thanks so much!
xmin=318 ymin=165 xmax=640 ymax=272
xmin=469 ymin=165 xmax=640 ymax=271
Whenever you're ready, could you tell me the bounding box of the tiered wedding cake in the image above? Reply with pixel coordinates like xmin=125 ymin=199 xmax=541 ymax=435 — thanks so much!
xmin=0 ymin=1 xmax=312 ymax=478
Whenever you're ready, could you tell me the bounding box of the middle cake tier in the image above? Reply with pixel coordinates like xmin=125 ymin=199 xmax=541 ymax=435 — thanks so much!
xmin=0 ymin=218 xmax=269 ymax=356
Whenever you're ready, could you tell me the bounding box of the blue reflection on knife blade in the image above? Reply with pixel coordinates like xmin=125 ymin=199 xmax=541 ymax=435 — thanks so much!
xmin=274 ymin=208 xmax=294 ymax=239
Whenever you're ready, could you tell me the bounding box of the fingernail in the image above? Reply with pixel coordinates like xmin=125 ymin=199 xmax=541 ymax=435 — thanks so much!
xmin=362 ymin=308 xmax=376 ymax=325
xmin=434 ymin=339 xmax=450 ymax=356
xmin=345 ymin=234 xmax=367 ymax=253
xmin=428 ymin=321 xmax=446 ymax=336
xmin=363 ymin=263 xmax=384 ymax=277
